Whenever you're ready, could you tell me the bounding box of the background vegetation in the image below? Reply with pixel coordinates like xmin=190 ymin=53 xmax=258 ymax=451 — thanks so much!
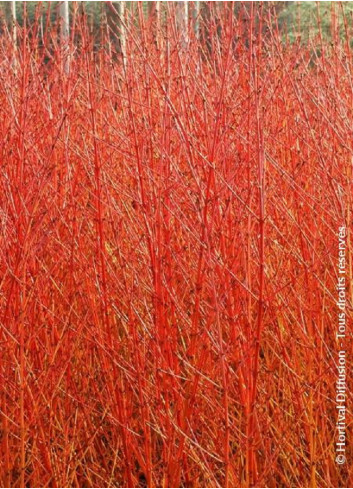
xmin=1 ymin=1 xmax=353 ymax=43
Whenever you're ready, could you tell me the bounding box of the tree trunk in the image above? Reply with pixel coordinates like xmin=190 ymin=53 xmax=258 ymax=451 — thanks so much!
xmin=148 ymin=1 xmax=161 ymax=48
xmin=11 ymin=0 xmax=16 ymax=46
xmin=60 ymin=0 xmax=70 ymax=74
xmin=193 ymin=0 xmax=200 ymax=39
xmin=60 ymin=1 xmax=69 ymax=40
xmin=119 ymin=1 xmax=126 ymax=65
xmin=177 ymin=1 xmax=188 ymax=46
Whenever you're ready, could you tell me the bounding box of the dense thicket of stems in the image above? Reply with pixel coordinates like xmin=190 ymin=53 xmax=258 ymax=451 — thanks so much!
xmin=0 ymin=3 xmax=352 ymax=487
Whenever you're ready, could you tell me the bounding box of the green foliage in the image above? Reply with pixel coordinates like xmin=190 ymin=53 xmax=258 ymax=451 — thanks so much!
xmin=278 ymin=1 xmax=353 ymax=42
xmin=1 ymin=1 xmax=353 ymax=43
xmin=0 ymin=2 xmax=105 ymax=27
